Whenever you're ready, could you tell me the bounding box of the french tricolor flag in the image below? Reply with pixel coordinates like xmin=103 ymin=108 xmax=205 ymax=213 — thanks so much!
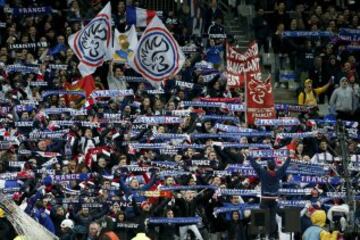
xmin=126 ymin=6 xmax=157 ymax=27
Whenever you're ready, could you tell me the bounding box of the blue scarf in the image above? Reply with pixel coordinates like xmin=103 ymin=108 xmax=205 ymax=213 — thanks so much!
xmin=148 ymin=217 xmax=201 ymax=224
xmin=255 ymin=118 xmax=300 ymax=126
xmin=91 ymin=89 xmax=134 ymax=98
xmin=6 ymin=64 xmax=40 ymax=74
xmin=12 ymin=6 xmax=53 ymax=16
xmin=134 ymin=116 xmax=183 ymax=125
xmin=282 ymin=31 xmax=334 ymax=38
xmin=8 ymin=42 xmax=48 ymax=49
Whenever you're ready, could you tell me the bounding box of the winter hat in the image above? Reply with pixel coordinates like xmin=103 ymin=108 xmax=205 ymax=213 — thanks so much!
xmin=141 ymin=200 xmax=151 ymax=209
xmin=61 ymin=219 xmax=75 ymax=229
xmin=310 ymin=210 xmax=326 ymax=227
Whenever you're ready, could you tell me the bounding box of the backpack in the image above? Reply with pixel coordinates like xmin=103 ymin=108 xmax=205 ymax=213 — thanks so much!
xmin=297 ymin=88 xmax=318 ymax=104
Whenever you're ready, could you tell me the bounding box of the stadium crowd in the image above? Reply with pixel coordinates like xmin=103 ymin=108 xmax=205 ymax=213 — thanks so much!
xmin=0 ymin=0 xmax=360 ymax=240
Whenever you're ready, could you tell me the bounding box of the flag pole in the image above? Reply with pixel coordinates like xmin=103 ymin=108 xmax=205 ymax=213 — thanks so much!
xmin=244 ymin=72 xmax=248 ymax=126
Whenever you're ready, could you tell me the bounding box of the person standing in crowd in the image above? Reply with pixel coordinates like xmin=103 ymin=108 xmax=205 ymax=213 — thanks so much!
xmin=174 ymin=190 xmax=204 ymax=240
xmin=248 ymin=151 xmax=292 ymax=239
xmin=272 ymin=23 xmax=288 ymax=88
xmin=329 ymin=77 xmax=356 ymax=120
xmin=298 ymin=79 xmax=331 ymax=107
xmin=253 ymin=8 xmax=270 ymax=53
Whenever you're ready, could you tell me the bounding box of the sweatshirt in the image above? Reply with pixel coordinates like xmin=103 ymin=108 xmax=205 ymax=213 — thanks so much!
xmin=249 ymin=157 xmax=291 ymax=196
xmin=329 ymin=86 xmax=355 ymax=112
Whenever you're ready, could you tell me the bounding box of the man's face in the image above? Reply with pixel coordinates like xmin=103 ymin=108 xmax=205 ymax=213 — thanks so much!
xmin=130 ymin=179 xmax=139 ymax=189
xmin=166 ymin=177 xmax=175 ymax=186
xmin=231 ymin=196 xmax=241 ymax=205
xmin=208 ymin=151 xmax=217 ymax=160
xmin=184 ymin=191 xmax=194 ymax=201
xmin=344 ymin=62 xmax=351 ymax=72
xmin=212 ymin=177 xmax=221 ymax=186
xmin=320 ymin=141 xmax=327 ymax=151
xmin=88 ymin=223 xmax=100 ymax=237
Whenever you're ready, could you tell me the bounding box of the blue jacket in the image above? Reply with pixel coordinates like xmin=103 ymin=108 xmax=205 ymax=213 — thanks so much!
xmin=302 ymin=225 xmax=322 ymax=240
xmin=249 ymin=157 xmax=291 ymax=196
xmin=32 ymin=208 xmax=56 ymax=234
xmin=206 ymin=46 xmax=223 ymax=65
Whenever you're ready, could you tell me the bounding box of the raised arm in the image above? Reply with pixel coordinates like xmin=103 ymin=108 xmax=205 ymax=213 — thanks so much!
xmin=277 ymin=157 xmax=291 ymax=177
xmin=248 ymin=156 xmax=264 ymax=176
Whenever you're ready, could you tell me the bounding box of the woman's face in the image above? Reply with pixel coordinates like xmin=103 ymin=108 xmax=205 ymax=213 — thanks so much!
xmin=143 ymin=98 xmax=150 ymax=107
xmin=118 ymin=213 xmax=125 ymax=222
xmin=166 ymin=210 xmax=174 ymax=218
xmin=167 ymin=102 xmax=175 ymax=111
xmin=232 ymin=211 xmax=240 ymax=220
xmin=85 ymin=129 xmax=93 ymax=138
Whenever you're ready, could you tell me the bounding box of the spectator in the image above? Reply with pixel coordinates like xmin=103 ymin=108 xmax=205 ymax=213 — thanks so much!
xmin=329 ymin=77 xmax=356 ymax=120
xmin=302 ymin=210 xmax=339 ymax=240
xmin=310 ymin=139 xmax=334 ymax=165
xmin=253 ymin=8 xmax=270 ymax=53
xmin=248 ymin=152 xmax=292 ymax=239
xmin=87 ymin=222 xmax=101 ymax=240
xmin=272 ymin=23 xmax=288 ymax=88
xmin=298 ymin=79 xmax=330 ymax=107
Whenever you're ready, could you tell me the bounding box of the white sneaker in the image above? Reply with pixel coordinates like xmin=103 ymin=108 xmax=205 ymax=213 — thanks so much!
xmin=280 ymin=83 xmax=287 ymax=89
xmin=274 ymin=83 xmax=280 ymax=88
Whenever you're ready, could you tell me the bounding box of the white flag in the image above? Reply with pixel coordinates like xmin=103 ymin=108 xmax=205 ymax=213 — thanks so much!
xmin=68 ymin=2 xmax=112 ymax=76
xmin=129 ymin=15 xmax=185 ymax=88
xmin=111 ymin=25 xmax=138 ymax=64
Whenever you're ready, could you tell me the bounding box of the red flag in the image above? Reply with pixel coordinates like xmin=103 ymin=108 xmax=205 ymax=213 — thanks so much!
xmin=65 ymin=75 xmax=96 ymax=98
xmin=226 ymin=42 xmax=260 ymax=88
xmin=246 ymin=73 xmax=276 ymax=124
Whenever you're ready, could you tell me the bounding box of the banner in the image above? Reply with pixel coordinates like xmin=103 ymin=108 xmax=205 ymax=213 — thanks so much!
xmin=246 ymin=74 xmax=276 ymax=124
xmin=129 ymin=15 xmax=185 ymax=88
xmin=111 ymin=25 xmax=138 ymax=64
xmin=68 ymin=2 xmax=112 ymax=76
xmin=226 ymin=42 xmax=260 ymax=88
